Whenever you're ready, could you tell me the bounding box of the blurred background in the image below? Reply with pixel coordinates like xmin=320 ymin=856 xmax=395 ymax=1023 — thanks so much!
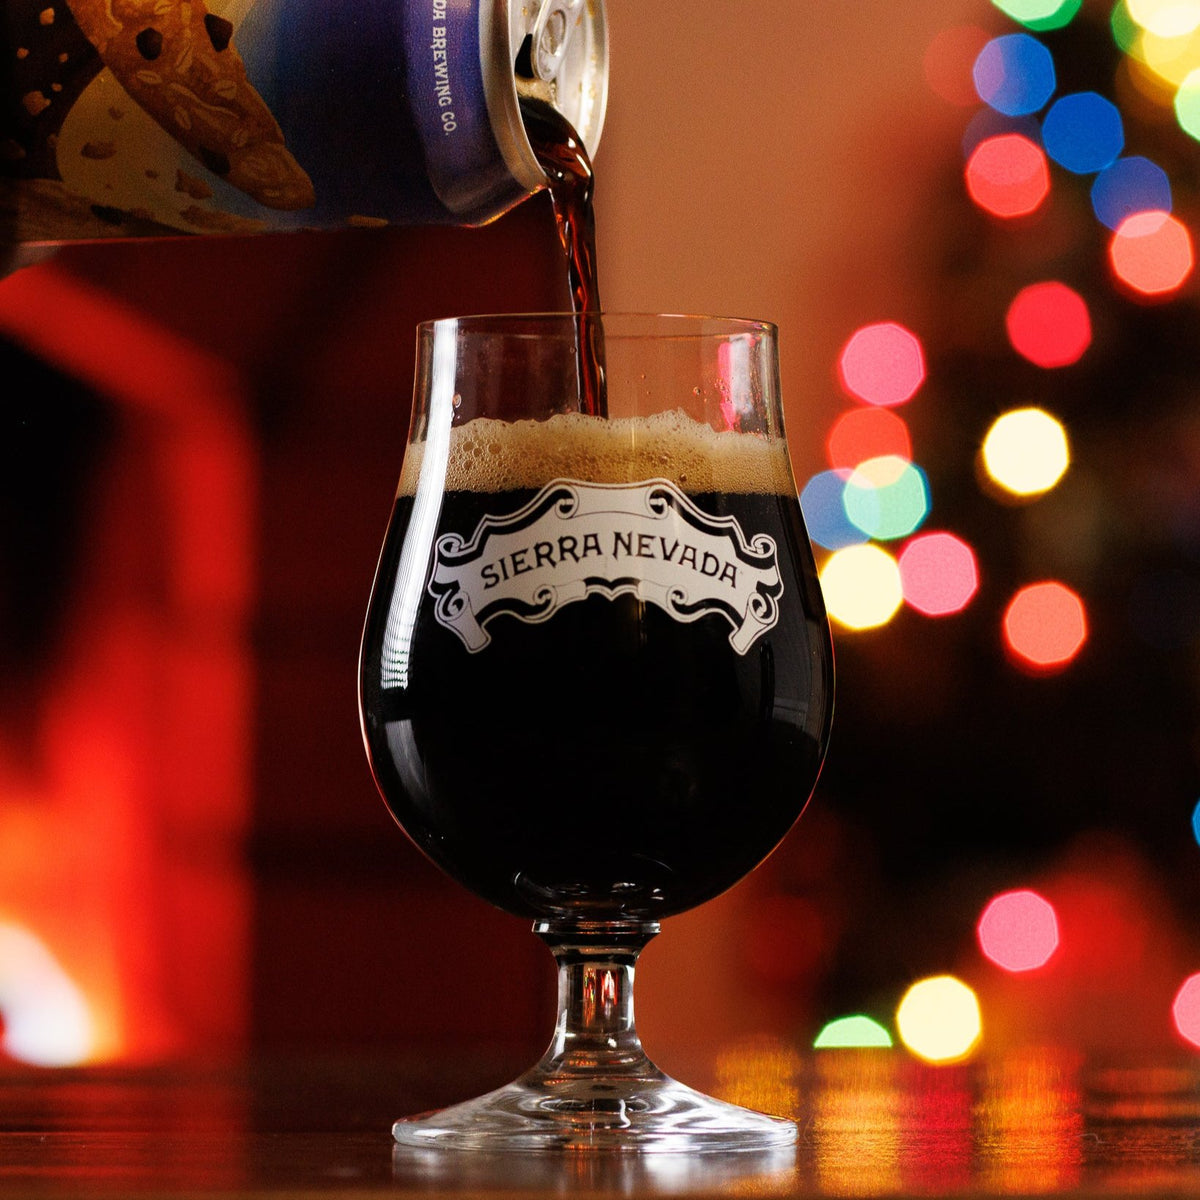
xmin=2 ymin=0 xmax=1200 ymax=1076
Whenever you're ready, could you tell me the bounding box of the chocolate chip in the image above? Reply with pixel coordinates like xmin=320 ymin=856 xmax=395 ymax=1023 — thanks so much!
xmin=198 ymin=145 xmax=231 ymax=176
xmin=135 ymin=28 xmax=163 ymax=59
xmin=204 ymin=14 xmax=233 ymax=51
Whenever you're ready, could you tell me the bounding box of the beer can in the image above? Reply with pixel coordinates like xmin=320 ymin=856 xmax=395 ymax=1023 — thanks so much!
xmin=0 ymin=0 xmax=607 ymax=242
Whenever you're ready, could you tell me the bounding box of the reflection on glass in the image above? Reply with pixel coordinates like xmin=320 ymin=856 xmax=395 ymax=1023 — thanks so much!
xmin=391 ymin=1142 xmax=798 ymax=1195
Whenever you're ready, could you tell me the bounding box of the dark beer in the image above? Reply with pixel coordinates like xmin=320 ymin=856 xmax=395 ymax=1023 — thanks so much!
xmin=359 ymin=415 xmax=833 ymax=921
xmin=520 ymin=95 xmax=606 ymax=417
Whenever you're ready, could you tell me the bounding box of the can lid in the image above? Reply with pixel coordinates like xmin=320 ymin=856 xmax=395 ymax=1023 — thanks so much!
xmin=482 ymin=0 xmax=608 ymax=195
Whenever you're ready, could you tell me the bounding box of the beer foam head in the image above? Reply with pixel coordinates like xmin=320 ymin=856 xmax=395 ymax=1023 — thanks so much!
xmin=399 ymin=411 xmax=795 ymax=496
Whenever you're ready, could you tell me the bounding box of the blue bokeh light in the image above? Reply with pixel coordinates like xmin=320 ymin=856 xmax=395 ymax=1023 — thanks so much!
xmin=973 ymin=34 xmax=1057 ymax=117
xmin=1090 ymin=156 xmax=1172 ymax=231
xmin=1193 ymin=798 xmax=1200 ymax=847
xmin=800 ymin=471 xmax=866 ymax=552
xmin=1043 ymin=91 xmax=1124 ymax=174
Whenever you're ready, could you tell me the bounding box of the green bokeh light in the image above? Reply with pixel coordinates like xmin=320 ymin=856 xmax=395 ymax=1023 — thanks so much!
xmin=1111 ymin=0 xmax=1143 ymax=53
xmin=814 ymin=1015 xmax=894 ymax=1049
xmin=993 ymin=0 xmax=1083 ymax=30
xmin=1174 ymin=68 xmax=1200 ymax=138
xmin=843 ymin=457 xmax=930 ymax=542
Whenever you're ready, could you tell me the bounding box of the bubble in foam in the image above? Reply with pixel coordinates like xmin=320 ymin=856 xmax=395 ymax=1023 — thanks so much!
xmin=399 ymin=411 xmax=795 ymax=497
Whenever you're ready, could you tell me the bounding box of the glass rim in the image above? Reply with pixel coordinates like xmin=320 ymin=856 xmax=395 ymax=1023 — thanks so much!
xmin=415 ymin=312 xmax=778 ymax=339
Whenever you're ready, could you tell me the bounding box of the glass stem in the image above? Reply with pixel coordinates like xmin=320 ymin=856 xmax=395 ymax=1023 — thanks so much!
xmin=531 ymin=920 xmax=662 ymax=1080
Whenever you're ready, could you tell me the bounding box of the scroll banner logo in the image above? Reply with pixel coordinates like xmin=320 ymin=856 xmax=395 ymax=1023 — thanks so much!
xmin=429 ymin=478 xmax=783 ymax=654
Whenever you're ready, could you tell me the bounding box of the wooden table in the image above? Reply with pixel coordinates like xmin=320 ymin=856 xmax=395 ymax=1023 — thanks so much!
xmin=2 ymin=1049 xmax=1198 ymax=1197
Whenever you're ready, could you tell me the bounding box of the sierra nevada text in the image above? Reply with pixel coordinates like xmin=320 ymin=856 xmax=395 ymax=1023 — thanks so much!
xmin=479 ymin=531 xmax=741 ymax=590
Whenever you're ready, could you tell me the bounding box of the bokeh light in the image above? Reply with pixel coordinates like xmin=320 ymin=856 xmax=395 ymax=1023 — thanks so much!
xmin=1112 ymin=0 xmax=1143 ymax=54
xmin=1192 ymin=798 xmax=1200 ymax=845
xmin=973 ymin=34 xmax=1058 ymax=116
xmin=1003 ymin=581 xmax=1088 ymax=670
xmin=1128 ymin=0 xmax=1200 ymax=38
xmin=814 ymin=1015 xmax=894 ymax=1049
xmin=801 ymin=470 xmax=865 ymax=551
xmin=1090 ymin=156 xmax=1172 ymax=230
xmin=1124 ymin=52 xmax=1183 ymax=107
xmin=838 ymin=323 xmax=926 ymax=407
xmin=1042 ymin=92 xmax=1125 ymax=173
xmin=1136 ymin=24 xmax=1200 ymax=86
xmin=1109 ymin=210 xmax=1194 ymax=295
xmin=1176 ymin=68 xmax=1200 ymax=136
xmin=981 ymin=407 xmax=1070 ymax=497
xmin=1005 ymin=281 xmax=1092 ymax=367
xmin=898 ymin=533 xmax=980 ymax=617
xmin=1006 ymin=0 xmax=1082 ymax=31
xmin=0 ymin=923 xmax=95 ymax=1066
xmin=820 ymin=544 xmax=904 ymax=631
xmin=977 ymin=889 xmax=1060 ymax=972
xmin=966 ymin=133 xmax=1052 ymax=218
xmin=925 ymin=25 xmax=994 ymax=107
xmin=827 ymin=407 xmax=912 ymax=473
xmin=843 ymin=456 xmax=930 ymax=541
xmin=896 ymin=976 xmax=983 ymax=1063
xmin=1172 ymin=973 xmax=1200 ymax=1047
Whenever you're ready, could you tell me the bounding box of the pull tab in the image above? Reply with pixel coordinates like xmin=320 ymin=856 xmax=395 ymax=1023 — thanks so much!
xmin=530 ymin=0 xmax=586 ymax=82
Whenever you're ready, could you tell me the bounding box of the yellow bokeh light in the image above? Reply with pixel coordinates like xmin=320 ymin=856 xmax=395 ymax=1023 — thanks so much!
xmin=819 ymin=544 xmax=903 ymax=631
xmin=981 ymin=407 xmax=1070 ymax=497
xmin=896 ymin=975 xmax=983 ymax=1064
xmin=1129 ymin=0 xmax=1200 ymax=38
xmin=1122 ymin=46 xmax=1184 ymax=106
xmin=1139 ymin=24 xmax=1200 ymax=84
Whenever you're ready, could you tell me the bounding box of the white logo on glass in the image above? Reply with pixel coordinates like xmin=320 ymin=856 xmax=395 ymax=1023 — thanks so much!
xmin=428 ymin=478 xmax=783 ymax=654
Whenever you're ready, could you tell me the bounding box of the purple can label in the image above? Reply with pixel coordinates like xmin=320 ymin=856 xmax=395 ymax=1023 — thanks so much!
xmin=1 ymin=0 xmax=529 ymax=241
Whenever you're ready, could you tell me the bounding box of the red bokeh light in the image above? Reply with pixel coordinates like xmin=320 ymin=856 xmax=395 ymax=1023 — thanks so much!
xmin=1109 ymin=211 xmax=1194 ymax=297
xmin=966 ymin=134 xmax=1051 ymax=219
xmin=826 ymin=406 xmax=912 ymax=471
xmin=1173 ymin=973 xmax=1200 ymax=1048
xmin=837 ymin=322 xmax=926 ymax=407
xmin=1005 ymin=281 xmax=1092 ymax=368
xmin=898 ymin=532 xmax=979 ymax=617
xmin=0 ymin=265 xmax=254 ymax=1059
xmin=978 ymin=889 xmax=1060 ymax=972
xmin=924 ymin=24 xmax=993 ymax=107
xmin=1003 ymin=581 xmax=1088 ymax=671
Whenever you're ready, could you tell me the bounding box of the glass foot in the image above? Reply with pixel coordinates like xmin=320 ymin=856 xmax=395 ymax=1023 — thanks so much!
xmin=392 ymin=1063 xmax=796 ymax=1153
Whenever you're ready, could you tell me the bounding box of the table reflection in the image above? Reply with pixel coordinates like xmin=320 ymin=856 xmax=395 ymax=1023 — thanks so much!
xmin=1 ymin=1047 xmax=1199 ymax=1195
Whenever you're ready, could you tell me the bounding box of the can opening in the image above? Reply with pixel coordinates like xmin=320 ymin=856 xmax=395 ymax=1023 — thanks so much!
xmin=483 ymin=0 xmax=606 ymax=199
xmin=513 ymin=0 xmax=606 ymax=159
xmin=515 ymin=34 xmax=536 ymax=81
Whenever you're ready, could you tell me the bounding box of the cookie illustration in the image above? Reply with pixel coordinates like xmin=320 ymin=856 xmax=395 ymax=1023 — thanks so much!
xmin=2 ymin=1 xmax=103 ymax=178
xmin=62 ymin=0 xmax=314 ymax=210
